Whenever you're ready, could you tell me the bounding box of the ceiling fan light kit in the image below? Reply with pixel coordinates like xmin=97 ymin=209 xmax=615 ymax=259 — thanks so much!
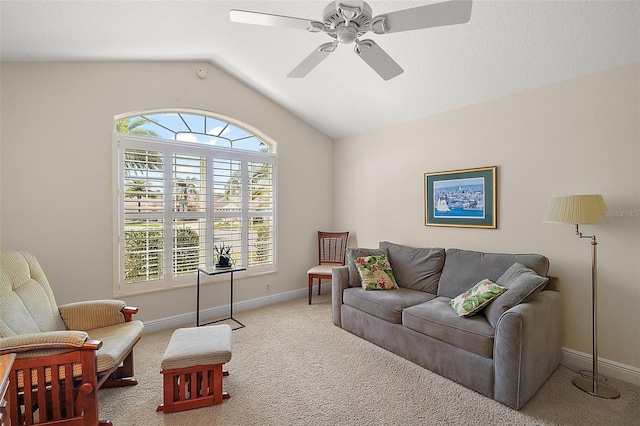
xmin=230 ymin=0 xmax=473 ymax=81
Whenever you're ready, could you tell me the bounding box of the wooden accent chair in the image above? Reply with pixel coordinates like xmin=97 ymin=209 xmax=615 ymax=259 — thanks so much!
xmin=306 ymin=231 xmax=349 ymax=305
xmin=0 ymin=250 xmax=144 ymax=425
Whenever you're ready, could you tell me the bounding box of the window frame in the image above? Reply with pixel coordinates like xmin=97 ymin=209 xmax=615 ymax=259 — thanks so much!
xmin=113 ymin=110 xmax=277 ymax=297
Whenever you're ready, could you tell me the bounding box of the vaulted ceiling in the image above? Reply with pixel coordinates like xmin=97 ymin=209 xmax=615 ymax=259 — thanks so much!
xmin=1 ymin=1 xmax=638 ymax=139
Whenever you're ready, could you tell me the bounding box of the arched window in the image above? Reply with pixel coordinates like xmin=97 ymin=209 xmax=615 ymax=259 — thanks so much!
xmin=114 ymin=110 xmax=276 ymax=296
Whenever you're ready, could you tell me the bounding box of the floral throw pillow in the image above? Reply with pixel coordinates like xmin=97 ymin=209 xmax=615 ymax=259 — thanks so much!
xmin=449 ymin=279 xmax=506 ymax=317
xmin=355 ymin=255 xmax=399 ymax=291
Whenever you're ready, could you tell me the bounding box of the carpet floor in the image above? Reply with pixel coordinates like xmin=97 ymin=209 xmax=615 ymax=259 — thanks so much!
xmin=98 ymin=293 xmax=640 ymax=425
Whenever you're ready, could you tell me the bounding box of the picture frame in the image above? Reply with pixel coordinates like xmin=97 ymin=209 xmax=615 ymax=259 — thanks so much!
xmin=424 ymin=166 xmax=497 ymax=228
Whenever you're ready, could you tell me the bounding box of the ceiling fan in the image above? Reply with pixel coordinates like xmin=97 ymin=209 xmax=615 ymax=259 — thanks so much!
xmin=230 ymin=0 xmax=472 ymax=81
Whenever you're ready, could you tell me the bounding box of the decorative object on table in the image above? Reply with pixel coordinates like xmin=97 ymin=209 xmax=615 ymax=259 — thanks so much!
xmin=215 ymin=243 xmax=233 ymax=268
xmin=424 ymin=166 xmax=497 ymax=228
xmin=544 ymin=194 xmax=619 ymax=399
xmin=307 ymin=231 xmax=349 ymax=304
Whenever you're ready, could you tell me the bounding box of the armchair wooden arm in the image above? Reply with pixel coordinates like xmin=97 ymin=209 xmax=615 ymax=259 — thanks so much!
xmin=121 ymin=306 xmax=139 ymax=323
xmin=2 ymin=338 xmax=106 ymax=426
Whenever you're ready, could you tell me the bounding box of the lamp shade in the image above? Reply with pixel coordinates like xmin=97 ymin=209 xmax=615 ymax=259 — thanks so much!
xmin=544 ymin=194 xmax=607 ymax=224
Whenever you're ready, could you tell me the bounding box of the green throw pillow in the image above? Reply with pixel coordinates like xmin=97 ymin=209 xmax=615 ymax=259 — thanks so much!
xmin=355 ymin=255 xmax=399 ymax=291
xmin=449 ymin=279 xmax=506 ymax=317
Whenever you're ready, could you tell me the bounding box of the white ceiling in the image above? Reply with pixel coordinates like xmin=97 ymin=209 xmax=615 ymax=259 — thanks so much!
xmin=1 ymin=1 xmax=639 ymax=139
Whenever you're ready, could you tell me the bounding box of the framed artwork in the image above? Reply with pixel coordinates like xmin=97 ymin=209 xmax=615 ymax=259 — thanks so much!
xmin=424 ymin=166 xmax=497 ymax=228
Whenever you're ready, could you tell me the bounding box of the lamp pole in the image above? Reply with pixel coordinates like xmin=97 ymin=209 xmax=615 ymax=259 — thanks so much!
xmin=571 ymin=224 xmax=619 ymax=398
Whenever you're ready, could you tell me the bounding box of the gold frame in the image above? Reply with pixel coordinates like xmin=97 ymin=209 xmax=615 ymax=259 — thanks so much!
xmin=424 ymin=166 xmax=497 ymax=228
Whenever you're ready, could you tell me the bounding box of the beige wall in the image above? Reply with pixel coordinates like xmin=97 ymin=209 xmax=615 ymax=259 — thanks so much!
xmin=334 ymin=63 xmax=640 ymax=370
xmin=1 ymin=60 xmax=638 ymax=373
xmin=0 ymin=61 xmax=334 ymax=322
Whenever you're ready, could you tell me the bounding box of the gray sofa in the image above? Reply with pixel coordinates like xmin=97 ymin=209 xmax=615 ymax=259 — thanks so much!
xmin=331 ymin=241 xmax=563 ymax=410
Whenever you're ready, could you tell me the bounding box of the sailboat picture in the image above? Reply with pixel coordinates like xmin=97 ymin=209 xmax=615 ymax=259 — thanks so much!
xmin=433 ymin=178 xmax=485 ymax=218
xmin=424 ymin=167 xmax=497 ymax=228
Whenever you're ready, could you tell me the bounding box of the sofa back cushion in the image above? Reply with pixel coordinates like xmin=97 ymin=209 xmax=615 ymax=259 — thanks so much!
xmin=437 ymin=248 xmax=550 ymax=299
xmin=0 ymin=250 xmax=67 ymax=337
xmin=379 ymin=241 xmax=445 ymax=294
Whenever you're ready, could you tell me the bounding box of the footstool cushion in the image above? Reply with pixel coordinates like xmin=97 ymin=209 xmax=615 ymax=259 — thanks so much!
xmin=157 ymin=324 xmax=233 ymax=413
xmin=161 ymin=325 xmax=232 ymax=369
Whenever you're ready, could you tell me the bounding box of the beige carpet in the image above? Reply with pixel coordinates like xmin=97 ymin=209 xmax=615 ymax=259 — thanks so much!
xmin=98 ymin=293 xmax=640 ymax=425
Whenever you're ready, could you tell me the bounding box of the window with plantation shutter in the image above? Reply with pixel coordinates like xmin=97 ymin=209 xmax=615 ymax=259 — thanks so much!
xmin=114 ymin=110 xmax=277 ymax=296
xmin=247 ymin=161 xmax=274 ymax=267
xmin=123 ymin=148 xmax=165 ymax=284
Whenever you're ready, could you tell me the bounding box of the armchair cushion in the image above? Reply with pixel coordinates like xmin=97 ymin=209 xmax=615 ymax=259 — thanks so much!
xmin=88 ymin=321 xmax=144 ymax=373
xmin=59 ymin=300 xmax=127 ymax=330
xmin=0 ymin=251 xmax=67 ymax=336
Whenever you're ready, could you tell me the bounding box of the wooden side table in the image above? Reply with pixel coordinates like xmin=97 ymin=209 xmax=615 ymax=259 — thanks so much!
xmin=0 ymin=353 xmax=16 ymax=426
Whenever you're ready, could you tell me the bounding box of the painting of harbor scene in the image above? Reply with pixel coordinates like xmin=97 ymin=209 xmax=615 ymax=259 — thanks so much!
xmin=434 ymin=177 xmax=485 ymax=218
xmin=425 ymin=166 xmax=497 ymax=228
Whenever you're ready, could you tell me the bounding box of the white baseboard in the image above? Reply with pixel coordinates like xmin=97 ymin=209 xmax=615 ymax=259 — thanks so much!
xmin=561 ymin=347 xmax=640 ymax=386
xmin=141 ymin=284 xmax=328 ymax=334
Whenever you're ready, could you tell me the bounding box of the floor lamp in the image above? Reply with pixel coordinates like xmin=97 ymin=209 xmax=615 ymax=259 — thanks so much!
xmin=544 ymin=194 xmax=620 ymax=399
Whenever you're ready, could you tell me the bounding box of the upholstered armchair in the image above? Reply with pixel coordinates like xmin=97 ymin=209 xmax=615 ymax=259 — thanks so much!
xmin=0 ymin=250 xmax=144 ymax=425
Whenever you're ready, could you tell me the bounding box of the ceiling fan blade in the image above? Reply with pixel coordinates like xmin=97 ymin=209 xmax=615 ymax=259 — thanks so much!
xmin=373 ymin=0 xmax=472 ymax=34
xmin=230 ymin=9 xmax=320 ymax=32
xmin=355 ymin=40 xmax=403 ymax=81
xmin=287 ymin=42 xmax=338 ymax=78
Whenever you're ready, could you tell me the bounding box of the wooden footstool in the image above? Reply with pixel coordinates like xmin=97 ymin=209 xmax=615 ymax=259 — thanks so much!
xmin=157 ymin=324 xmax=232 ymax=413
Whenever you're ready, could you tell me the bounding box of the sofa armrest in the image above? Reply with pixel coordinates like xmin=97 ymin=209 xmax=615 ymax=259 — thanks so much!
xmin=493 ymin=290 xmax=563 ymax=409
xmin=59 ymin=300 xmax=137 ymax=331
xmin=332 ymin=265 xmax=350 ymax=327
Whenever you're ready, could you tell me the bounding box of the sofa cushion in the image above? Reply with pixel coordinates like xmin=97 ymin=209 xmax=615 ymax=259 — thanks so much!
xmin=403 ymin=297 xmax=496 ymax=358
xmin=449 ymin=279 xmax=506 ymax=317
xmin=355 ymin=255 xmax=399 ymax=290
xmin=379 ymin=241 xmax=445 ymax=293
xmin=346 ymin=248 xmax=388 ymax=288
xmin=438 ymin=249 xmax=550 ymax=299
xmin=343 ymin=287 xmax=435 ymax=324
xmin=484 ymin=263 xmax=550 ymax=328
